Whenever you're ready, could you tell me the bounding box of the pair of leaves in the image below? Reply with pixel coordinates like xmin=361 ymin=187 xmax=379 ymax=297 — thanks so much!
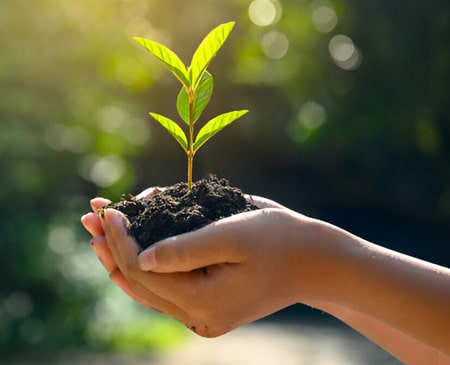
xmin=133 ymin=22 xmax=235 ymax=89
xmin=134 ymin=21 xmax=248 ymax=157
xmin=150 ymin=110 xmax=248 ymax=154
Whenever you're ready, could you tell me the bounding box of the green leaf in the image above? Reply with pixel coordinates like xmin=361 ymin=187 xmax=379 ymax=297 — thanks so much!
xmin=176 ymin=87 xmax=190 ymax=125
xmin=193 ymin=72 xmax=214 ymax=122
xmin=134 ymin=37 xmax=190 ymax=87
xmin=189 ymin=22 xmax=235 ymax=89
xmin=176 ymin=72 xmax=213 ymax=125
xmin=193 ymin=110 xmax=248 ymax=153
xmin=149 ymin=112 xmax=188 ymax=151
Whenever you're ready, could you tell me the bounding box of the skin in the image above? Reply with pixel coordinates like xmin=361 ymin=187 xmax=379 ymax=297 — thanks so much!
xmin=81 ymin=193 xmax=450 ymax=364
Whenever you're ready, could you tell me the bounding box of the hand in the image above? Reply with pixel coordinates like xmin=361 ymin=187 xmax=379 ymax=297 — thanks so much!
xmin=82 ymin=190 xmax=450 ymax=361
xmin=82 ymin=192 xmax=321 ymax=337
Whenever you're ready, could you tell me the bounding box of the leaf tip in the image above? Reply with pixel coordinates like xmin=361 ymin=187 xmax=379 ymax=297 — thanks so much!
xmin=133 ymin=36 xmax=145 ymax=46
xmin=223 ymin=21 xmax=236 ymax=28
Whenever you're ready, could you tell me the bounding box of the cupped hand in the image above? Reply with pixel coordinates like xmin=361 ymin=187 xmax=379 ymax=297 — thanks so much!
xmin=82 ymin=192 xmax=319 ymax=337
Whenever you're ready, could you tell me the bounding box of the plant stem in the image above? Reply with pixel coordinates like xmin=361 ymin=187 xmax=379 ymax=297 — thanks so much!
xmin=187 ymin=87 xmax=195 ymax=190
xmin=187 ymin=152 xmax=193 ymax=190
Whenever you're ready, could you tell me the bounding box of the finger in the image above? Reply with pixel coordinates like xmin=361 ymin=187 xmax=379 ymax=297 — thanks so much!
xmin=102 ymin=208 xmax=140 ymax=272
xmin=81 ymin=213 xmax=104 ymax=237
xmin=91 ymin=236 xmax=117 ymax=273
xmin=138 ymin=211 xmax=254 ymax=273
xmin=136 ymin=187 xmax=164 ymax=200
xmin=90 ymin=197 xmax=111 ymax=213
xmin=100 ymin=209 xmax=182 ymax=297
xmin=246 ymin=195 xmax=286 ymax=209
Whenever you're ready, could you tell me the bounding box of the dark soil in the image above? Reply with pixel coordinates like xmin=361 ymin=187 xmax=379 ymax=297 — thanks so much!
xmin=104 ymin=176 xmax=259 ymax=250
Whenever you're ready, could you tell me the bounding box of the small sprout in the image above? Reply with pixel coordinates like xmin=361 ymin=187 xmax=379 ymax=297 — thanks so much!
xmin=134 ymin=22 xmax=248 ymax=189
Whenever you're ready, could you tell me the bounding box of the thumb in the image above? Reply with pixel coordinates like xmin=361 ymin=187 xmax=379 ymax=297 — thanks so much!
xmin=137 ymin=217 xmax=245 ymax=273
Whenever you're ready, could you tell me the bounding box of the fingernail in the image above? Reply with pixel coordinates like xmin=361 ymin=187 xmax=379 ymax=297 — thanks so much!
xmin=138 ymin=248 xmax=157 ymax=271
xmin=80 ymin=213 xmax=90 ymax=224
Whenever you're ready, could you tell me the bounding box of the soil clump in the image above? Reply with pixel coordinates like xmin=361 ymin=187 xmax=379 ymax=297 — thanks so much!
xmin=104 ymin=176 xmax=258 ymax=250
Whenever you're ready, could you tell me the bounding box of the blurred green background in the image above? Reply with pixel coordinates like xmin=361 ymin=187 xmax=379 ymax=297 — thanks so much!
xmin=1 ymin=0 xmax=449 ymax=361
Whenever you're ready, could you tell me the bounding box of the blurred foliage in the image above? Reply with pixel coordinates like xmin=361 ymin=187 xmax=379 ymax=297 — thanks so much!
xmin=0 ymin=0 xmax=449 ymax=358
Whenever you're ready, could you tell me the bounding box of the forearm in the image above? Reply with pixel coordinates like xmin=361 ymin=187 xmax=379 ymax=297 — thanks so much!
xmin=295 ymin=218 xmax=450 ymax=356
xmin=308 ymin=300 xmax=449 ymax=364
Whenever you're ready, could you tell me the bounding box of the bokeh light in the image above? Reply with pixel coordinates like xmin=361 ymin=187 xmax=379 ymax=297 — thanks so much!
xmin=297 ymin=101 xmax=327 ymax=130
xmin=79 ymin=155 xmax=127 ymax=187
xmin=44 ymin=125 xmax=91 ymax=153
xmin=261 ymin=31 xmax=289 ymax=59
xmin=4 ymin=292 xmax=34 ymax=319
xmin=311 ymin=5 xmax=338 ymax=33
xmin=248 ymin=0 xmax=282 ymax=27
xmin=328 ymin=34 xmax=362 ymax=70
xmin=287 ymin=101 xmax=327 ymax=142
xmin=97 ymin=105 xmax=151 ymax=146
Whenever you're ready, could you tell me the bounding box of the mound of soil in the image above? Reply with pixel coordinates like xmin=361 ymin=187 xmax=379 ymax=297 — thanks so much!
xmin=103 ymin=176 xmax=259 ymax=250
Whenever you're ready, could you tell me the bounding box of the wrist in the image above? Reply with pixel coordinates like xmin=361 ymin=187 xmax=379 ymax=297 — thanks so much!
xmin=287 ymin=214 xmax=363 ymax=306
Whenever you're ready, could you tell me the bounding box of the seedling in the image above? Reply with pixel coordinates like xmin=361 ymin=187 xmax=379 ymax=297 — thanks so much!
xmin=134 ymin=22 xmax=248 ymax=189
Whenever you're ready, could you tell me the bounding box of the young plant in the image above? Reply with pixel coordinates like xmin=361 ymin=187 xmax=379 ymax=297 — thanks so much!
xmin=133 ymin=22 xmax=248 ymax=189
